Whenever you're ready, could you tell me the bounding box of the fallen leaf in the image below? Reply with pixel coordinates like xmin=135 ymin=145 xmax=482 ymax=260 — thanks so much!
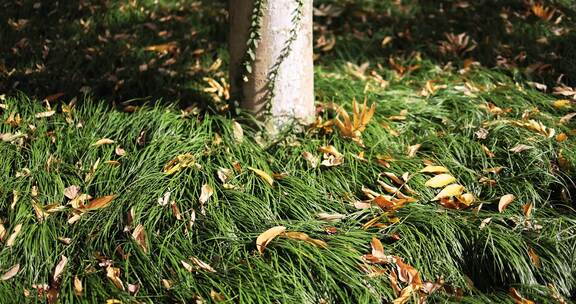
xmin=420 ymin=165 xmax=449 ymax=173
xmin=479 ymin=217 xmax=492 ymax=229
xmin=163 ymin=153 xmax=199 ymax=175
xmin=106 ymin=266 xmax=124 ymax=290
xmin=157 ymin=191 xmax=171 ymax=206
xmin=334 ymin=98 xmax=376 ymax=144
xmin=528 ymin=247 xmax=540 ymax=268
xmin=132 ymin=224 xmax=148 ymax=254
xmin=392 ymin=285 xmax=414 ymax=304
xmin=556 ymin=133 xmax=568 ymax=142
xmin=190 ymin=257 xmax=216 ymax=273
xmin=64 ymin=185 xmax=80 ymax=200
xmin=509 ymin=287 xmax=535 ymax=304
xmin=553 ymin=99 xmax=571 ymax=109
xmin=73 ymin=276 xmax=83 ymax=296
xmin=143 ymin=41 xmax=178 ymax=53
xmin=433 ymin=184 xmax=465 ymax=201
xmin=35 ymin=110 xmax=56 ymax=118
xmin=199 ymin=184 xmax=214 ymax=213
xmin=248 ymin=167 xmax=274 ymax=186
xmin=82 ymin=195 xmax=116 ymax=211
xmin=407 ymin=144 xmax=421 ymax=157
xmin=1 ymin=264 xmax=19 ymax=281
xmin=52 ymin=255 xmax=68 ymax=283
xmin=371 ymin=237 xmax=385 ymax=259
xmin=316 ymin=213 xmax=345 ymax=222
xmin=425 ymin=174 xmax=456 ymax=188
xmin=510 ymin=144 xmax=533 ymax=153
xmin=281 ymin=231 xmax=328 ymax=248
xmin=115 ymin=146 xmax=126 ymax=156
xmin=211 ymin=290 xmax=225 ymax=302
xmin=484 ymin=167 xmax=504 ymax=174
xmin=6 ymin=224 xmax=22 ymax=247
xmin=302 ymin=152 xmax=319 ymax=168
xmin=232 ymin=121 xmax=244 ymax=143
xmin=91 ymin=138 xmax=115 ymax=146
xmin=523 ymin=202 xmax=533 ymax=217
xmin=256 ymin=226 xmax=286 ymax=255
xmin=559 ymin=112 xmax=576 ymax=124
xmin=498 ymin=194 xmax=515 ymax=213
xmin=181 ymin=260 xmax=194 ymax=272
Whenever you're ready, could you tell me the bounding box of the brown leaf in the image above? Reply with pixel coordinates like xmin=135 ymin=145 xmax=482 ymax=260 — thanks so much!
xmin=232 ymin=121 xmax=243 ymax=143
xmin=510 ymin=287 xmax=535 ymax=304
xmin=302 ymin=152 xmax=319 ymax=168
xmin=82 ymin=195 xmax=116 ymax=211
xmin=407 ymin=144 xmax=421 ymax=157
xmin=392 ymin=285 xmax=414 ymax=304
xmin=498 ymin=194 xmax=515 ymax=213
xmin=371 ymin=237 xmax=385 ymax=259
xmin=132 ymin=224 xmax=148 ymax=254
xmin=256 ymin=226 xmax=286 ymax=255
xmin=143 ymin=42 xmax=178 ymax=53
xmin=1 ymin=264 xmax=19 ymax=281
xmin=528 ymin=247 xmax=540 ymax=268
xmin=522 ymin=202 xmax=533 ymax=217
xmin=509 ymin=144 xmax=533 ymax=153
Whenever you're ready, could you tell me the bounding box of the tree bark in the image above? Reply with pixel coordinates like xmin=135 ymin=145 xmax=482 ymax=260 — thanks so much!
xmin=229 ymin=0 xmax=314 ymax=130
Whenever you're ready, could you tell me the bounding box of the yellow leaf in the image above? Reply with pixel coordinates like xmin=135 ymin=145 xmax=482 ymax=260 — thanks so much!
xmin=163 ymin=153 xmax=198 ymax=175
xmin=407 ymin=144 xmax=421 ymax=157
xmin=371 ymin=237 xmax=385 ymax=259
xmin=91 ymin=138 xmax=115 ymax=146
xmin=106 ymin=266 xmax=125 ymax=290
xmin=256 ymin=226 xmax=286 ymax=255
xmin=433 ymin=184 xmax=464 ymax=201
xmin=498 ymin=194 xmax=515 ymax=213
xmin=553 ymin=99 xmax=571 ymax=109
xmin=74 ymin=276 xmax=83 ymax=296
xmin=82 ymin=195 xmax=116 ymax=211
xmin=143 ymin=42 xmax=178 ymax=53
xmin=248 ymin=167 xmax=274 ymax=186
xmin=425 ymin=174 xmax=456 ymax=188
xmin=1 ymin=264 xmax=19 ymax=281
xmin=556 ymin=133 xmax=568 ymax=142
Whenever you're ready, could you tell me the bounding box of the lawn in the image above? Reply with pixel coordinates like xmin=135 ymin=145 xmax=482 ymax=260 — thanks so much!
xmin=1 ymin=0 xmax=576 ymax=303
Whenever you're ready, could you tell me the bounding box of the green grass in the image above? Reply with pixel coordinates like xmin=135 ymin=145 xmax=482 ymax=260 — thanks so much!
xmin=2 ymin=0 xmax=576 ymax=303
xmin=1 ymin=60 xmax=576 ymax=303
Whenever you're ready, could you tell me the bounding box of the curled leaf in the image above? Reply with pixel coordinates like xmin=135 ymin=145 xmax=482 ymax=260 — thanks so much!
xmin=52 ymin=255 xmax=68 ymax=283
xmin=232 ymin=121 xmax=244 ymax=143
xmin=64 ymin=185 xmax=80 ymax=200
xmin=190 ymin=257 xmax=216 ymax=273
xmin=82 ymin=195 xmax=116 ymax=211
xmin=74 ymin=276 xmax=83 ymax=296
xmin=256 ymin=226 xmax=286 ymax=255
xmin=91 ymin=138 xmax=115 ymax=146
xmin=35 ymin=110 xmax=56 ymax=118
xmin=371 ymin=237 xmax=385 ymax=259
xmin=106 ymin=266 xmax=124 ymax=290
xmin=498 ymin=194 xmax=515 ymax=213
xmin=6 ymin=224 xmax=22 ymax=247
xmin=425 ymin=174 xmax=456 ymax=188
xmin=163 ymin=153 xmax=199 ymax=175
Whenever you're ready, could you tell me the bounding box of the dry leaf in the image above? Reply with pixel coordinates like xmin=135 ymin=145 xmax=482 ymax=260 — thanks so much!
xmin=181 ymin=260 xmax=194 ymax=272
xmin=407 ymin=144 xmax=421 ymax=157
xmin=106 ymin=266 xmax=124 ymax=290
xmin=6 ymin=224 xmax=22 ymax=247
xmin=510 ymin=287 xmax=535 ymax=304
xmin=528 ymin=247 xmax=540 ymax=268
xmin=510 ymin=144 xmax=533 ymax=153
xmin=82 ymin=195 xmax=116 ymax=211
xmin=498 ymin=194 xmax=515 ymax=213
xmin=523 ymin=203 xmax=533 ymax=217
xmin=91 ymin=138 xmax=115 ymax=146
xmin=74 ymin=276 xmax=83 ymax=296
xmin=256 ymin=226 xmax=286 ymax=255
xmin=52 ymin=255 xmax=68 ymax=283
xmin=190 ymin=257 xmax=216 ymax=273
xmin=316 ymin=213 xmax=345 ymax=222
xmin=281 ymin=231 xmax=328 ymax=248
xmin=158 ymin=191 xmax=171 ymax=206
xmin=480 ymin=217 xmax=492 ymax=229
xmin=334 ymin=98 xmax=376 ymax=144
xmin=425 ymin=174 xmax=456 ymax=188
xmin=35 ymin=110 xmax=56 ymax=118
xmin=248 ymin=167 xmax=274 ymax=186
xmin=232 ymin=121 xmax=244 ymax=143
xmin=217 ymin=167 xmax=233 ymax=183
xmin=433 ymin=184 xmax=464 ymax=201
xmin=115 ymin=146 xmax=126 ymax=156
xmin=302 ymin=152 xmax=319 ymax=168
xmin=420 ymin=165 xmax=450 ymax=173
xmin=392 ymin=285 xmax=414 ymax=304
xmin=132 ymin=224 xmax=148 ymax=254
xmin=556 ymin=133 xmax=568 ymax=142
xmin=371 ymin=237 xmax=385 ymax=259
xmin=163 ymin=153 xmax=199 ymax=175
xmin=1 ymin=264 xmax=19 ymax=281
xmin=559 ymin=112 xmax=576 ymax=124
xmin=64 ymin=185 xmax=80 ymax=200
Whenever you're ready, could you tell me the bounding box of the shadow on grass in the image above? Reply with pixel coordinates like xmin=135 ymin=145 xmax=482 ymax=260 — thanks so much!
xmin=1 ymin=0 xmax=575 ymax=106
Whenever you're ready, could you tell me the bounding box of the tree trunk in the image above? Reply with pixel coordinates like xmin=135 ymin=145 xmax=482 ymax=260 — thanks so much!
xmin=229 ymin=0 xmax=314 ymax=130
